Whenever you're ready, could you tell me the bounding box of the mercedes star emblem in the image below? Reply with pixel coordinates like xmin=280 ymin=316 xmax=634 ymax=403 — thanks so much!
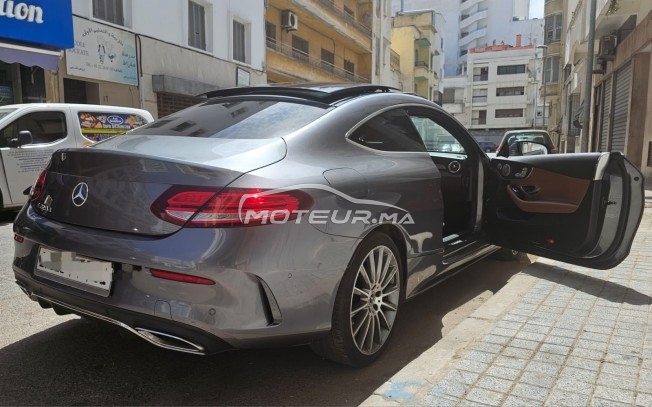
xmin=71 ymin=182 xmax=89 ymax=207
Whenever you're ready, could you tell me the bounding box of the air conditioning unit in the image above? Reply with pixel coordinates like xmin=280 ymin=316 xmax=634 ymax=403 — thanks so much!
xmin=281 ymin=10 xmax=298 ymax=31
xmin=598 ymin=35 xmax=616 ymax=61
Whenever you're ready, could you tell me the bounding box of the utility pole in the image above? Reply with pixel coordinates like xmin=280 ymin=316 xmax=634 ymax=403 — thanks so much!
xmin=581 ymin=0 xmax=597 ymax=152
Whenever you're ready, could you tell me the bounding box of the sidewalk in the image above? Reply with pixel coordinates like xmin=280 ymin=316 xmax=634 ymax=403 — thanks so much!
xmin=363 ymin=192 xmax=652 ymax=406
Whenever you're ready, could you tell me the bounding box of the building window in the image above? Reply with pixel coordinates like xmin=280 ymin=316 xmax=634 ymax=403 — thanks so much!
xmin=472 ymin=110 xmax=487 ymax=125
xmin=233 ymin=20 xmax=247 ymax=63
xmin=545 ymin=14 xmax=562 ymax=44
xmin=495 ymin=108 xmax=524 ymax=118
xmin=472 ymin=89 xmax=488 ymax=103
xmin=473 ymin=67 xmax=488 ymax=81
xmin=544 ymin=55 xmax=560 ymax=83
xmin=292 ymin=35 xmax=309 ymax=62
xmin=321 ymin=49 xmax=335 ymax=72
xmin=497 ymin=64 xmax=526 ymax=75
xmin=265 ymin=21 xmax=276 ymax=50
xmin=188 ymin=1 xmax=206 ymax=50
xmin=93 ymin=0 xmax=124 ymax=26
xmin=344 ymin=59 xmax=355 ymax=80
xmin=496 ymin=86 xmax=525 ymax=96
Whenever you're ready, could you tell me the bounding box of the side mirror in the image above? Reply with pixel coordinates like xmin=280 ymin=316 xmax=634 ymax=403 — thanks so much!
xmin=516 ymin=141 xmax=549 ymax=156
xmin=8 ymin=130 xmax=34 ymax=148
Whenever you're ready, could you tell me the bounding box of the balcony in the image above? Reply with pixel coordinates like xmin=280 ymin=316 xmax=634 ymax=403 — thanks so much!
xmin=460 ymin=9 xmax=487 ymax=29
xmin=390 ymin=49 xmax=400 ymax=71
xmin=595 ymin=0 xmax=641 ymax=37
xmin=459 ymin=27 xmax=486 ymax=47
xmin=414 ymin=61 xmax=430 ymax=81
xmin=473 ymin=74 xmax=488 ymax=82
xmin=460 ymin=0 xmax=486 ymax=13
xmin=315 ymin=0 xmax=371 ymax=36
xmin=267 ymin=39 xmax=369 ymax=83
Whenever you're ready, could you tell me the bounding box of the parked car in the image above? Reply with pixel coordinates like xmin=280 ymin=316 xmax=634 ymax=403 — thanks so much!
xmin=497 ymin=129 xmax=558 ymax=157
xmin=477 ymin=140 xmax=497 ymax=153
xmin=0 ymin=103 xmax=153 ymax=212
xmin=12 ymin=84 xmax=644 ymax=367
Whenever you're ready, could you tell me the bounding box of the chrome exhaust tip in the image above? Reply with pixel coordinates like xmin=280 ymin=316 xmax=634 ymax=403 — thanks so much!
xmin=134 ymin=328 xmax=205 ymax=355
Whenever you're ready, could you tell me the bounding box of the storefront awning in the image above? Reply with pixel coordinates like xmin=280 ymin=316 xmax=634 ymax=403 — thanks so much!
xmin=0 ymin=43 xmax=60 ymax=71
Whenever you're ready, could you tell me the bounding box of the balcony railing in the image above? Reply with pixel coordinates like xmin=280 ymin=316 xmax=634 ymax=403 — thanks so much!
xmin=316 ymin=0 xmax=371 ymax=36
xmin=472 ymin=96 xmax=487 ymax=102
xmin=473 ymin=74 xmax=488 ymax=81
xmin=415 ymin=60 xmax=429 ymax=68
xmin=471 ymin=118 xmax=487 ymax=125
xmin=267 ymin=38 xmax=369 ymax=83
xmin=390 ymin=49 xmax=400 ymax=71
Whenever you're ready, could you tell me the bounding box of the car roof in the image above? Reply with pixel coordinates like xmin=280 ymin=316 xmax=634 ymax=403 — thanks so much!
xmin=504 ymin=129 xmax=550 ymax=136
xmin=200 ymin=83 xmax=403 ymax=105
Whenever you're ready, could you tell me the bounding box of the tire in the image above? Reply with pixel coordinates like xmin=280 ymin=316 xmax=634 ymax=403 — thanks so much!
xmin=492 ymin=247 xmax=520 ymax=261
xmin=485 ymin=147 xmax=492 ymax=153
xmin=312 ymin=233 xmax=403 ymax=367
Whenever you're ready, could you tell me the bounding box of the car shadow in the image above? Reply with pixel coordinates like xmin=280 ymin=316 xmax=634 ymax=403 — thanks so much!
xmin=0 ymin=211 xmax=17 ymax=226
xmin=0 ymin=257 xmax=529 ymax=406
xmin=522 ymin=261 xmax=652 ymax=305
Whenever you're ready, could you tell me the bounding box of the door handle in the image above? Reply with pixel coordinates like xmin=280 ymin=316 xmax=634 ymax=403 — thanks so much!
xmin=518 ymin=185 xmax=540 ymax=196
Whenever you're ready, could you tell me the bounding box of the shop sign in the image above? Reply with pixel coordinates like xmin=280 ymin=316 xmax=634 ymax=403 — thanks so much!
xmin=0 ymin=0 xmax=73 ymax=50
xmin=65 ymin=17 xmax=138 ymax=86
xmin=78 ymin=111 xmax=149 ymax=142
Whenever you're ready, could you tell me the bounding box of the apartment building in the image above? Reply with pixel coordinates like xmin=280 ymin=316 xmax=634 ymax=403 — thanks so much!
xmin=265 ymin=0 xmax=373 ymax=84
xmin=391 ymin=10 xmax=445 ymax=102
xmin=540 ymin=0 xmax=565 ymax=150
xmin=454 ymin=37 xmax=540 ymax=142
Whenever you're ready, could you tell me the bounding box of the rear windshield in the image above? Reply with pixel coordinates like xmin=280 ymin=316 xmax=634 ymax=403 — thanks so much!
xmin=505 ymin=132 xmax=552 ymax=144
xmin=130 ymin=99 xmax=329 ymax=139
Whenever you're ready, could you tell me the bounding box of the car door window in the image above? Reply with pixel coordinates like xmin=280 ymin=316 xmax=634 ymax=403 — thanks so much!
xmin=409 ymin=116 xmax=466 ymax=154
xmin=349 ymin=108 xmax=427 ymax=152
xmin=0 ymin=111 xmax=67 ymax=147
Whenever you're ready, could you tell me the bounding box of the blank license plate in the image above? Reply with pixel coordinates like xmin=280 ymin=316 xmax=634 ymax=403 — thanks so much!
xmin=35 ymin=247 xmax=113 ymax=297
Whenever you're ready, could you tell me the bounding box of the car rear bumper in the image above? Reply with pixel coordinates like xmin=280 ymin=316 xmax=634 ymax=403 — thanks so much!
xmin=13 ymin=205 xmax=358 ymax=353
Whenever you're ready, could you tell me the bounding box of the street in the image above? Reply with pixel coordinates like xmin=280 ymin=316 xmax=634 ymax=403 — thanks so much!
xmin=0 ymin=212 xmax=531 ymax=405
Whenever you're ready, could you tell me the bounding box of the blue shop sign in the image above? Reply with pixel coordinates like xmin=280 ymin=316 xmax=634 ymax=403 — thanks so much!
xmin=0 ymin=0 xmax=73 ymax=50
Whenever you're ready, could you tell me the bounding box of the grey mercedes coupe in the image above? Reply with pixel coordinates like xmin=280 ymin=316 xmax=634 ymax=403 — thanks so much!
xmin=12 ymin=84 xmax=643 ymax=366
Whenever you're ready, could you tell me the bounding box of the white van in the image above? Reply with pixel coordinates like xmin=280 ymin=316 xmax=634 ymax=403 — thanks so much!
xmin=0 ymin=103 xmax=154 ymax=211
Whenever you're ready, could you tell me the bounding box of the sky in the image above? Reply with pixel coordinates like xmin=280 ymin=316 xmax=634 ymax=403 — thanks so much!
xmin=529 ymin=0 xmax=544 ymax=19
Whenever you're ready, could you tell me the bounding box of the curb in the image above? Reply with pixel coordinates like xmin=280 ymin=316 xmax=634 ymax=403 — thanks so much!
xmin=361 ymin=263 xmax=543 ymax=405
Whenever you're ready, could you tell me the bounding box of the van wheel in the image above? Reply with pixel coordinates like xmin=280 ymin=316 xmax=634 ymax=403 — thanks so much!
xmin=311 ymin=233 xmax=402 ymax=367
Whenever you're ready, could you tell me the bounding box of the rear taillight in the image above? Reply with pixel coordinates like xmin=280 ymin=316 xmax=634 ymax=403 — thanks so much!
xmin=151 ymin=187 xmax=313 ymax=227
xmin=29 ymin=170 xmax=47 ymax=202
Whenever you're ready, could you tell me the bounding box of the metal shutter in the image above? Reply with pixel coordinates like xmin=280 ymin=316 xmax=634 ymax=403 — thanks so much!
xmin=611 ymin=62 xmax=632 ymax=153
xmin=599 ymin=77 xmax=612 ymax=151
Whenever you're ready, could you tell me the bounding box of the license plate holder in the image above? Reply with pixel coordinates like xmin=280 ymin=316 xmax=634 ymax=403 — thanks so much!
xmin=35 ymin=247 xmax=113 ymax=297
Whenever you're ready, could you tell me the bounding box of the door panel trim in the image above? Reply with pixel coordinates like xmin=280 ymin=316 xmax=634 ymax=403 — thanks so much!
xmin=507 ymin=168 xmax=591 ymax=213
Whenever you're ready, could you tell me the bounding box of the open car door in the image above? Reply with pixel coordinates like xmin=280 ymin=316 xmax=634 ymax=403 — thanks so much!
xmin=486 ymin=152 xmax=643 ymax=269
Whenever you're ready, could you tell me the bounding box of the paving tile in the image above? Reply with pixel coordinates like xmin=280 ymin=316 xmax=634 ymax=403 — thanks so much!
xmin=420 ymin=394 xmax=459 ymax=407
xmin=474 ymin=376 xmax=513 ymax=393
xmin=501 ymin=346 xmax=535 ymax=359
xmin=472 ymin=342 xmax=504 ymax=354
xmin=603 ymin=351 xmax=641 ymax=366
xmin=575 ymin=338 xmax=609 ymax=352
xmin=463 ymin=387 xmax=505 ymax=407
xmin=635 ymin=392 xmax=652 ymax=407
xmin=553 ymin=378 xmax=593 ymax=395
xmin=485 ymin=366 xmax=520 ymax=381
xmin=502 ymin=395 xmax=533 ymax=407
xmin=456 ymin=359 xmax=490 ymax=374
xmin=510 ymin=383 xmax=548 ymax=402
xmin=492 ymin=356 xmax=528 ymax=371
xmin=579 ymin=331 xmax=611 ymax=343
xmin=600 ymin=362 xmax=638 ymax=378
xmin=503 ymin=313 xmax=529 ymax=323
xmin=544 ymin=390 xmax=590 ymax=406
xmin=583 ymin=324 xmax=615 ymax=335
xmin=464 ymin=350 xmax=497 ymax=364
xmin=490 ymin=327 xmax=518 ymax=338
xmin=596 ymin=373 xmax=637 ymax=392
xmin=565 ymin=356 xmax=602 ymax=371
xmin=496 ymin=321 xmax=524 ymax=331
xmin=441 ymin=369 xmax=480 ymax=386
xmin=514 ymin=331 xmax=546 ymax=342
xmin=539 ymin=343 xmax=571 ymax=356
xmin=545 ymin=335 xmax=575 ymax=347
xmin=550 ymin=327 xmax=580 ymax=339
xmin=509 ymin=338 xmax=539 ymax=351
xmin=427 ymin=379 xmax=468 ymax=399
xmin=521 ymin=324 xmax=551 ymax=335
xmin=531 ymin=351 xmax=565 ymax=365
xmin=558 ymin=366 xmax=598 ymax=384
xmin=591 ymin=397 xmax=632 ymax=407
xmin=518 ymin=371 xmax=556 ymax=389
xmin=592 ymin=386 xmax=635 ymax=404
xmin=525 ymin=361 xmax=560 ymax=376
xmin=484 ymin=334 xmax=511 ymax=345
